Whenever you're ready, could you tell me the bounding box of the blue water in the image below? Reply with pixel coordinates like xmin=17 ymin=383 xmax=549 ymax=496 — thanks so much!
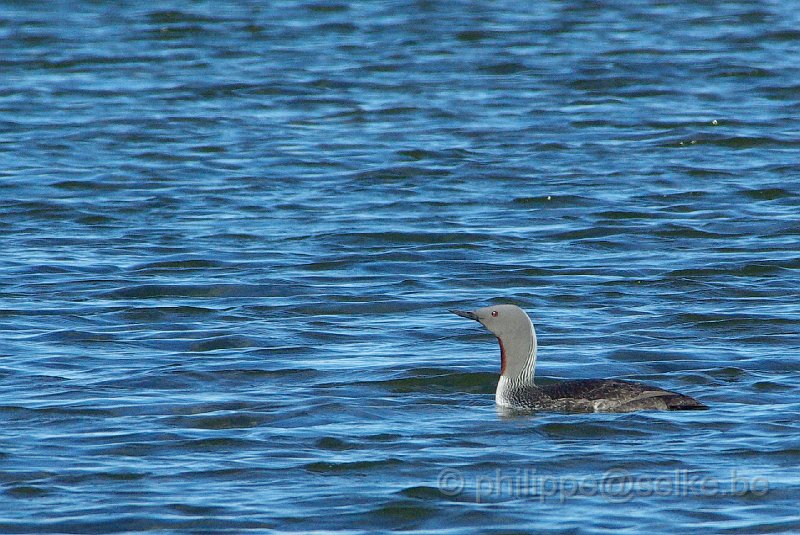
xmin=2 ymin=1 xmax=799 ymax=532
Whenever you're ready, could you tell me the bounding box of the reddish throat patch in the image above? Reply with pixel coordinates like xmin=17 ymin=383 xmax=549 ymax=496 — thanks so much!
xmin=497 ymin=337 xmax=506 ymax=376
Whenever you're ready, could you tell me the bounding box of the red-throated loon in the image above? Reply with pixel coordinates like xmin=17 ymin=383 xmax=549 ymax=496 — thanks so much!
xmin=451 ymin=305 xmax=707 ymax=412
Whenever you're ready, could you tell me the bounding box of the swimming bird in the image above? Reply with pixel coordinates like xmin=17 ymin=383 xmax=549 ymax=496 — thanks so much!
xmin=451 ymin=305 xmax=706 ymax=413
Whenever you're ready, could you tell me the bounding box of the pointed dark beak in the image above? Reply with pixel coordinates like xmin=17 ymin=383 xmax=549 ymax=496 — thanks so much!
xmin=450 ymin=309 xmax=479 ymax=321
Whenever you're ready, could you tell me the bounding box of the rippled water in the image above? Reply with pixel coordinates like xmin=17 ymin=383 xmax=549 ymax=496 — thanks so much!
xmin=2 ymin=1 xmax=799 ymax=532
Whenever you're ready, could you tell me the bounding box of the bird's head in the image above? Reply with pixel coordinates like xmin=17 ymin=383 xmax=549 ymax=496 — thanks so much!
xmin=451 ymin=304 xmax=538 ymax=380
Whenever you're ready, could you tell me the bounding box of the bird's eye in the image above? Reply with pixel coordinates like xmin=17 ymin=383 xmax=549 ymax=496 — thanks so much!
xmin=491 ymin=310 xmax=498 ymax=317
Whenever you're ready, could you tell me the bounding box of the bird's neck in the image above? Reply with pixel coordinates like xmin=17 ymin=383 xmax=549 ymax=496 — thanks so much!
xmin=495 ymin=320 xmax=537 ymax=405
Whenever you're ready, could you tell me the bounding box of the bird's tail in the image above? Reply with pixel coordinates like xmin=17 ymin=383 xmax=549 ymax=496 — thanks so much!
xmin=665 ymin=393 xmax=708 ymax=410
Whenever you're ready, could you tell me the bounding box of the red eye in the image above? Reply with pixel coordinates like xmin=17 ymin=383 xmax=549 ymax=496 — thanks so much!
xmin=491 ymin=310 xmax=498 ymax=317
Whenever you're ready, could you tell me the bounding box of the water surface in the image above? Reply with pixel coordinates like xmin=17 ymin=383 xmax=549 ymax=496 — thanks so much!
xmin=1 ymin=1 xmax=799 ymax=533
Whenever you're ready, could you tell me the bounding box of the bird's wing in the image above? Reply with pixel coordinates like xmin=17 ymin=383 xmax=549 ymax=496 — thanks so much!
xmin=538 ymin=379 xmax=706 ymax=411
xmin=538 ymin=379 xmax=652 ymax=400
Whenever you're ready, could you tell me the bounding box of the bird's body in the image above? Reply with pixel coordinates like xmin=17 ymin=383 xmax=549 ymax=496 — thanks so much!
xmin=499 ymin=378 xmax=706 ymax=413
xmin=451 ymin=305 xmax=706 ymax=413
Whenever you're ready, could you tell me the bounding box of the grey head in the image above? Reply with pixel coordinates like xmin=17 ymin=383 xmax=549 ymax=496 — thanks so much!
xmin=451 ymin=304 xmax=538 ymax=382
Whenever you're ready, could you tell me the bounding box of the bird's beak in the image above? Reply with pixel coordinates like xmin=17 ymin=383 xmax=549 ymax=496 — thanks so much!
xmin=450 ymin=309 xmax=479 ymax=322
